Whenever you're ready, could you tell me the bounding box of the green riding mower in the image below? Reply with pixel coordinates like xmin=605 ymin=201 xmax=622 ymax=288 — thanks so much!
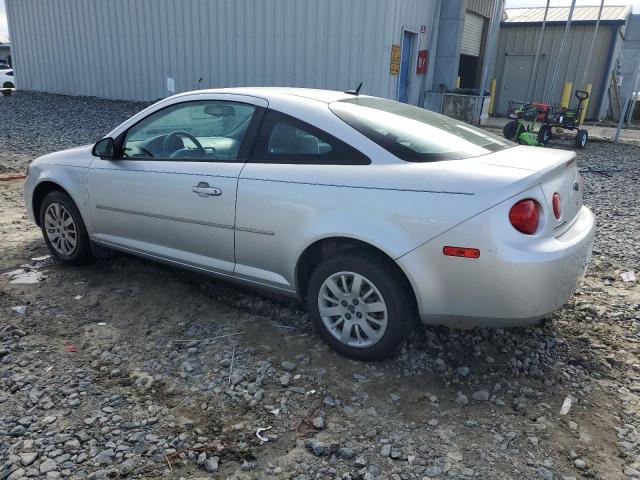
xmin=503 ymin=102 xmax=551 ymax=146
xmin=503 ymin=90 xmax=590 ymax=149
xmin=544 ymin=90 xmax=590 ymax=149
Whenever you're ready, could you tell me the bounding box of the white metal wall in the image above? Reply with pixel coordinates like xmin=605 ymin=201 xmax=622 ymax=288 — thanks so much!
xmin=6 ymin=0 xmax=439 ymax=104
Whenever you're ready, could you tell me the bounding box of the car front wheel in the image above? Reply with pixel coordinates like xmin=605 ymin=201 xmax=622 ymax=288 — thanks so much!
xmin=307 ymin=252 xmax=413 ymax=361
xmin=39 ymin=191 xmax=94 ymax=265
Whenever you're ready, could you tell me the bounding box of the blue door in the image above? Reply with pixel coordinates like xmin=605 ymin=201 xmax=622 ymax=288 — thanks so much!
xmin=398 ymin=31 xmax=415 ymax=103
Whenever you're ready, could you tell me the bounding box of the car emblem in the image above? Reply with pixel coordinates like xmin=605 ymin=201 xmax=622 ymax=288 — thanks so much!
xmin=554 ymin=220 xmax=567 ymax=230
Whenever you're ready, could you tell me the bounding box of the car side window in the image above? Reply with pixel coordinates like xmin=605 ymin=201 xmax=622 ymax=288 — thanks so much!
xmin=252 ymin=110 xmax=370 ymax=165
xmin=120 ymin=100 xmax=258 ymax=161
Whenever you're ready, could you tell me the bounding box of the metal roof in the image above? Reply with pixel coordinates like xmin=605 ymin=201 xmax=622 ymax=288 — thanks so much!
xmin=503 ymin=5 xmax=632 ymax=24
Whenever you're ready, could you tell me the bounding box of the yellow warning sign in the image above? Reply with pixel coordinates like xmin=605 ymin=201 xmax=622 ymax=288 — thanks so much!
xmin=390 ymin=44 xmax=401 ymax=75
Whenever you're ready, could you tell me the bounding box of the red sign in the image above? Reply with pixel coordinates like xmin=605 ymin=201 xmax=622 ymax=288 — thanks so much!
xmin=416 ymin=50 xmax=428 ymax=74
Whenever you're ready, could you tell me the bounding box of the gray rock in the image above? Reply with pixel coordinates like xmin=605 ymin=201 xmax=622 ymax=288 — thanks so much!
xmin=64 ymin=439 xmax=80 ymax=452
xmin=456 ymin=392 xmax=469 ymax=406
xmin=7 ymin=468 xmax=26 ymax=480
xmin=9 ymin=425 xmax=26 ymax=437
xmin=338 ymin=447 xmax=355 ymax=460
xmin=323 ymin=395 xmax=337 ymax=407
xmin=456 ymin=366 xmax=470 ymax=377
xmin=281 ymin=360 xmax=296 ymax=371
xmin=20 ymin=452 xmax=38 ymax=466
xmin=537 ymin=466 xmax=553 ymax=480
xmin=312 ymin=416 xmax=325 ymax=429
xmin=203 ymin=456 xmax=219 ymax=472
xmin=279 ymin=374 xmax=290 ymax=387
xmin=39 ymin=458 xmax=57 ymax=474
xmin=574 ymin=459 xmax=586 ymax=469
xmin=306 ymin=439 xmax=325 ymax=457
xmin=424 ymin=465 xmax=442 ymax=478
xmin=472 ymin=390 xmax=490 ymax=401
xmin=381 ymin=444 xmax=391 ymax=457
xmin=354 ymin=455 xmax=367 ymax=467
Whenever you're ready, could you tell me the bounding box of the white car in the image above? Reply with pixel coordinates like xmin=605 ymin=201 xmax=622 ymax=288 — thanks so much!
xmin=24 ymin=88 xmax=595 ymax=360
xmin=0 ymin=69 xmax=14 ymax=90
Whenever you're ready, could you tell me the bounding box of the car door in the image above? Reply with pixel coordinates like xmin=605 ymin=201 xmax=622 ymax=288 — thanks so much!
xmin=235 ymin=109 xmax=370 ymax=291
xmin=87 ymin=95 xmax=266 ymax=275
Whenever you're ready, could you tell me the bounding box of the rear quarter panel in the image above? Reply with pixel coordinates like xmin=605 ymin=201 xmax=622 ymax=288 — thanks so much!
xmin=234 ymin=160 xmax=536 ymax=291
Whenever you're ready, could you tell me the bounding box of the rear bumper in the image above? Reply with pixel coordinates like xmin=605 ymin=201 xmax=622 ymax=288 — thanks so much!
xmin=397 ymin=205 xmax=595 ymax=328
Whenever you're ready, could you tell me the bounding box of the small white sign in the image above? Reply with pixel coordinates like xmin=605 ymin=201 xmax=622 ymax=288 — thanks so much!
xmin=167 ymin=77 xmax=175 ymax=93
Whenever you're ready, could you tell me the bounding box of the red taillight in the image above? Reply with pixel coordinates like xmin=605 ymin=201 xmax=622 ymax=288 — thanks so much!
xmin=443 ymin=246 xmax=480 ymax=258
xmin=509 ymin=199 xmax=540 ymax=235
xmin=552 ymin=192 xmax=561 ymax=219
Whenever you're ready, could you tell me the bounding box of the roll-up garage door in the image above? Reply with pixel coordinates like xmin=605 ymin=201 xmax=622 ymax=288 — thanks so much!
xmin=461 ymin=11 xmax=484 ymax=57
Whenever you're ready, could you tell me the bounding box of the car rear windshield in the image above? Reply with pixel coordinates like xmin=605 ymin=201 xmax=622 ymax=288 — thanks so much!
xmin=329 ymin=97 xmax=514 ymax=162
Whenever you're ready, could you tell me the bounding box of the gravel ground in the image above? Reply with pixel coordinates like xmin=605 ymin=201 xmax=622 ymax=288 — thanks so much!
xmin=1 ymin=92 xmax=640 ymax=479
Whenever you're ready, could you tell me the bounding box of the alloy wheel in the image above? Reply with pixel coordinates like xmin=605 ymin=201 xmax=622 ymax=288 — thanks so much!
xmin=44 ymin=202 xmax=78 ymax=256
xmin=318 ymin=271 xmax=388 ymax=348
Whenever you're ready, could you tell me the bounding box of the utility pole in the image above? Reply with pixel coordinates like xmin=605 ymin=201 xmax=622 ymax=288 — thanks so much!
xmin=547 ymin=0 xmax=577 ymax=105
xmin=575 ymin=0 xmax=604 ymax=90
xmin=527 ymin=0 xmax=550 ymax=100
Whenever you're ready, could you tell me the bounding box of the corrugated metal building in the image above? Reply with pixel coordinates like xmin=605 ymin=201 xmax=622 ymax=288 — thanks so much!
xmin=6 ymin=0 xmax=497 ymax=108
xmin=426 ymin=0 xmax=500 ymax=111
xmin=492 ymin=5 xmax=633 ymax=120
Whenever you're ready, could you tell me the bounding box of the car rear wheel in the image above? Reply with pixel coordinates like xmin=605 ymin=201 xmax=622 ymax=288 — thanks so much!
xmin=39 ymin=191 xmax=94 ymax=265
xmin=307 ymin=252 xmax=413 ymax=361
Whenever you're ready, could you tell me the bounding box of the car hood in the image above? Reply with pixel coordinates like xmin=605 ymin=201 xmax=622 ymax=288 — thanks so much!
xmin=32 ymin=144 xmax=94 ymax=167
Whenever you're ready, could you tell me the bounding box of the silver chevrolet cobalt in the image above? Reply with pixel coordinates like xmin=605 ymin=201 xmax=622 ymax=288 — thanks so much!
xmin=25 ymin=88 xmax=595 ymax=360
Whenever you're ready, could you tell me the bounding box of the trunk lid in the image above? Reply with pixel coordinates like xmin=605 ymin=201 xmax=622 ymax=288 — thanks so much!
xmin=480 ymin=146 xmax=582 ymax=236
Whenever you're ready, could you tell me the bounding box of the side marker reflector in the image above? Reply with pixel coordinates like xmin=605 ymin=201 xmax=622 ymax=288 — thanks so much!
xmin=443 ymin=246 xmax=480 ymax=259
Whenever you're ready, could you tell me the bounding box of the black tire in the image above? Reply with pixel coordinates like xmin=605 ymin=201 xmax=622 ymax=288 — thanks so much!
xmin=1 ymin=83 xmax=12 ymax=96
xmin=503 ymin=120 xmax=518 ymax=141
xmin=537 ymin=124 xmax=552 ymax=144
xmin=575 ymin=129 xmax=588 ymax=149
xmin=39 ymin=191 xmax=94 ymax=265
xmin=307 ymin=251 xmax=414 ymax=361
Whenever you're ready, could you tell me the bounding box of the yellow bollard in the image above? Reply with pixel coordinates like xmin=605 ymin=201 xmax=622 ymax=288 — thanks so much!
xmin=578 ymin=84 xmax=592 ymax=124
xmin=489 ymin=79 xmax=496 ymax=115
xmin=455 ymin=76 xmax=461 ymax=89
xmin=560 ymin=81 xmax=573 ymax=109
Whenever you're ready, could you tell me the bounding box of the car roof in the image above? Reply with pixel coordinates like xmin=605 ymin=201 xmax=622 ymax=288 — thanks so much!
xmin=188 ymin=87 xmax=358 ymax=104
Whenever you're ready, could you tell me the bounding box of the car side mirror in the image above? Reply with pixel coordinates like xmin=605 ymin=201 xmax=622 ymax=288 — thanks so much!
xmin=92 ymin=137 xmax=116 ymax=159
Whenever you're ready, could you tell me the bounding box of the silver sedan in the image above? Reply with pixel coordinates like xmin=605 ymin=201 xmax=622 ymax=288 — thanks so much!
xmin=24 ymin=88 xmax=595 ymax=360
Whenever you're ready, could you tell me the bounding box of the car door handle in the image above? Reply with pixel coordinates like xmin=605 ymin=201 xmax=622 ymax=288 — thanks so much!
xmin=192 ymin=182 xmax=222 ymax=198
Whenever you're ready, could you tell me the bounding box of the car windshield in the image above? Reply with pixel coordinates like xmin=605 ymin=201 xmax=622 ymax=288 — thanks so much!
xmin=329 ymin=97 xmax=514 ymax=162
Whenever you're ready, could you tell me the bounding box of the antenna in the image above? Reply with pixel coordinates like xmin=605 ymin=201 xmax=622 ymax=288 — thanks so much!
xmin=345 ymin=82 xmax=363 ymax=96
